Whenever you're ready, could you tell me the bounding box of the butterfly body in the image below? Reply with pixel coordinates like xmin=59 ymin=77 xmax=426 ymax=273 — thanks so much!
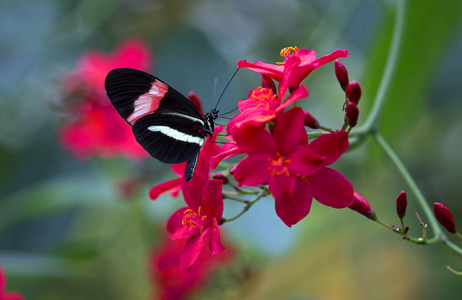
xmin=105 ymin=68 xmax=217 ymax=181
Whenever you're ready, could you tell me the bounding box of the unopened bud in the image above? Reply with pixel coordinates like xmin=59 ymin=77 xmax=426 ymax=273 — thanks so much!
xmin=212 ymin=173 xmax=229 ymax=183
xmin=396 ymin=191 xmax=407 ymax=219
xmin=261 ymin=75 xmax=277 ymax=94
xmin=345 ymin=102 xmax=359 ymax=127
xmin=345 ymin=81 xmax=361 ymax=105
xmin=349 ymin=192 xmax=376 ymax=220
xmin=434 ymin=202 xmax=457 ymax=233
xmin=334 ymin=60 xmax=349 ymax=91
xmin=303 ymin=111 xmax=319 ymax=129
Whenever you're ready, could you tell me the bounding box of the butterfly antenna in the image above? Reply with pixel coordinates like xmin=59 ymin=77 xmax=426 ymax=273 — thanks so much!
xmin=214 ymin=66 xmax=241 ymax=111
xmin=220 ymin=106 xmax=239 ymax=116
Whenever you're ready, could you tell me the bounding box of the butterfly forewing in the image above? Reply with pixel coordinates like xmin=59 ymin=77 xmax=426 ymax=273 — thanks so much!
xmin=105 ymin=68 xmax=213 ymax=181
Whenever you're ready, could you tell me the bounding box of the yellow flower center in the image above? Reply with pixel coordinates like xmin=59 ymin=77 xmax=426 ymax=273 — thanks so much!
xmin=250 ymin=87 xmax=277 ymax=111
xmin=268 ymin=153 xmax=291 ymax=176
xmin=182 ymin=207 xmax=207 ymax=232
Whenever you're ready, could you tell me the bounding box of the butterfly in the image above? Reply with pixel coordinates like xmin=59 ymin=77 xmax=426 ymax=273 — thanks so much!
xmin=105 ymin=68 xmax=219 ymax=181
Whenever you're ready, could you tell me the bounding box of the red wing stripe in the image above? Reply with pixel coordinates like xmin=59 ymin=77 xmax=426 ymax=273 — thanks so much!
xmin=127 ymin=79 xmax=168 ymax=125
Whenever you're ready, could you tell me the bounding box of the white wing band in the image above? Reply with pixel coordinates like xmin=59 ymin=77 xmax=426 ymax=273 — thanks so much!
xmin=147 ymin=126 xmax=205 ymax=146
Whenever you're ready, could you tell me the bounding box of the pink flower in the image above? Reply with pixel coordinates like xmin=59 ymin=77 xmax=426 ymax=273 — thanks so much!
xmin=59 ymin=39 xmax=153 ymax=160
xmin=150 ymin=235 xmax=232 ymax=300
xmin=73 ymin=39 xmax=152 ymax=94
xmin=0 ymin=266 xmax=25 ymax=300
xmin=226 ymin=85 xmax=308 ymax=134
xmin=231 ymin=107 xmax=354 ymax=227
xmin=434 ymin=202 xmax=457 ymax=234
xmin=166 ymin=179 xmax=225 ymax=271
xmin=238 ymin=47 xmax=348 ymax=98
xmin=59 ymin=99 xmax=147 ymax=160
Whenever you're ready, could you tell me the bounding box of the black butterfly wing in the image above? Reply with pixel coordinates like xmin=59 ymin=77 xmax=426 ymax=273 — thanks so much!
xmin=105 ymin=68 xmax=205 ymax=125
xmin=132 ymin=110 xmax=206 ymax=164
xmin=105 ymin=68 xmax=210 ymax=179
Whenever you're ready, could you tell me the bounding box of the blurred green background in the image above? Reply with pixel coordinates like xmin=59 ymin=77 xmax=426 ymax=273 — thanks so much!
xmin=1 ymin=0 xmax=462 ymax=299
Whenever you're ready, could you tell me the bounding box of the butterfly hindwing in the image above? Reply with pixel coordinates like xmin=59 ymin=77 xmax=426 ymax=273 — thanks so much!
xmin=132 ymin=111 xmax=205 ymax=164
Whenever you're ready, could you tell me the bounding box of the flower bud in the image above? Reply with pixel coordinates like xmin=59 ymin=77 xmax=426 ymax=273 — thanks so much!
xmin=434 ymin=202 xmax=457 ymax=233
xmin=396 ymin=191 xmax=407 ymax=219
xmin=334 ymin=60 xmax=349 ymax=91
xmin=349 ymin=192 xmax=377 ymax=220
xmin=303 ymin=111 xmax=319 ymax=129
xmin=261 ymin=75 xmax=277 ymax=94
xmin=212 ymin=173 xmax=229 ymax=183
xmin=345 ymin=102 xmax=359 ymax=127
xmin=345 ymin=81 xmax=361 ymax=105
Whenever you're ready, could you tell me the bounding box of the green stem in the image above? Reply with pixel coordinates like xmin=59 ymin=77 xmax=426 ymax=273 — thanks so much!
xmin=348 ymin=0 xmax=407 ymax=147
xmin=374 ymin=132 xmax=442 ymax=238
xmin=447 ymin=266 xmax=462 ymax=276
xmin=221 ymin=189 xmax=269 ymax=224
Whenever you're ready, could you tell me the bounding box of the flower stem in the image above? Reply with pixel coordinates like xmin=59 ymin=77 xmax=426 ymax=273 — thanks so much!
xmin=447 ymin=266 xmax=462 ymax=276
xmin=374 ymin=132 xmax=442 ymax=237
xmin=220 ymin=189 xmax=269 ymax=224
xmin=348 ymin=0 xmax=407 ymax=147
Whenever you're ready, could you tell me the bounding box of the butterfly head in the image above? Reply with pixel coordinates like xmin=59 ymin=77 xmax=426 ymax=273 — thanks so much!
xmin=204 ymin=108 xmax=219 ymax=136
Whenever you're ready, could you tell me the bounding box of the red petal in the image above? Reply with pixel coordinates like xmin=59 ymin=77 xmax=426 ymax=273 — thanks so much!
xmin=309 ymin=130 xmax=349 ymax=166
xmin=202 ymin=179 xmax=224 ymax=220
xmin=237 ymin=60 xmax=284 ymax=82
xmin=210 ymin=144 xmax=242 ymax=169
xmin=149 ymin=178 xmax=182 ymax=200
xmin=312 ymin=49 xmax=349 ymax=66
xmin=278 ymin=55 xmax=301 ymax=99
xmin=180 ymin=228 xmax=212 ymax=272
xmin=231 ymin=124 xmax=278 ymax=156
xmin=311 ymin=168 xmax=354 ymax=208
xmin=233 ymin=155 xmax=271 ymax=187
xmin=277 ymin=84 xmax=309 ymax=113
xmin=270 ymin=175 xmax=313 ymax=227
xmin=273 ymin=108 xmax=305 ymax=155
xmin=209 ymin=218 xmax=225 ymax=255
xmin=288 ymin=145 xmax=323 ymax=176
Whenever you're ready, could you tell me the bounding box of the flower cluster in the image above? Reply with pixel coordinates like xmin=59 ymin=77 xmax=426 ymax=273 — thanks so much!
xmin=59 ymin=39 xmax=152 ymax=160
xmin=152 ymin=46 xmax=369 ymax=270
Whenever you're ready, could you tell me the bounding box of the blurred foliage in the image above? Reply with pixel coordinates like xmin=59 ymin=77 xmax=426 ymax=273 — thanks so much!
xmin=1 ymin=0 xmax=462 ymax=299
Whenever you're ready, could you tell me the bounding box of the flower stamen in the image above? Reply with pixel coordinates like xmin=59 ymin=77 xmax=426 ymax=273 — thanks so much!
xmin=277 ymin=46 xmax=299 ymax=65
xmin=268 ymin=153 xmax=291 ymax=176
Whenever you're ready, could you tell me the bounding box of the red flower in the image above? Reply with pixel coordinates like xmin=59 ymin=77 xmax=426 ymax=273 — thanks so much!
xmin=231 ymin=107 xmax=354 ymax=227
xmin=73 ymin=39 xmax=151 ymax=94
xmin=226 ymin=84 xmax=308 ymax=134
xmin=150 ymin=235 xmax=232 ymax=300
xmin=0 ymin=266 xmax=25 ymax=300
xmin=238 ymin=47 xmax=348 ymax=98
xmin=166 ymin=179 xmax=225 ymax=271
xmin=434 ymin=202 xmax=457 ymax=234
xmin=59 ymin=39 xmax=152 ymax=160
xmin=60 ymin=99 xmax=147 ymax=160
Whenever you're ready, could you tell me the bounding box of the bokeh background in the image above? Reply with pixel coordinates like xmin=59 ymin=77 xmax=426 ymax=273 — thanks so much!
xmin=1 ymin=0 xmax=462 ymax=299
